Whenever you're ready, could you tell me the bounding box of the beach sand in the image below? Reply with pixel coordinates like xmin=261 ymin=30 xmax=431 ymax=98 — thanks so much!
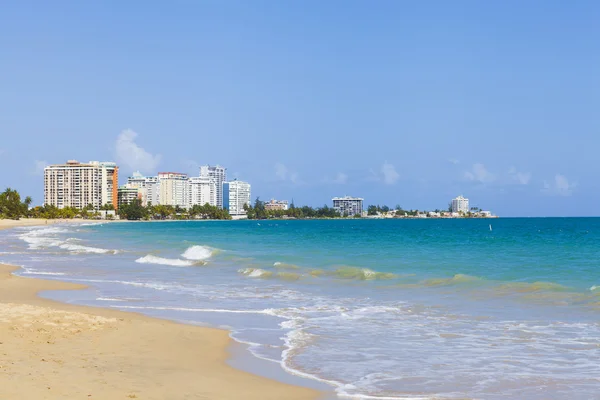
xmin=0 ymin=220 xmax=321 ymax=399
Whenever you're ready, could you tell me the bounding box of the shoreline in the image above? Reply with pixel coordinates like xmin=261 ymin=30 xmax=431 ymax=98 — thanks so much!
xmin=0 ymin=220 xmax=322 ymax=400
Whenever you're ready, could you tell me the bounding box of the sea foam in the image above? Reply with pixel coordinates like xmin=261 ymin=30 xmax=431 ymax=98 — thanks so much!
xmin=238 ymin=268 xmax=273 ymax=278
xmin=181 ymin=245 xmax=214 ymax=260
xmin=135 ymin=255 xmax=196 ymax=267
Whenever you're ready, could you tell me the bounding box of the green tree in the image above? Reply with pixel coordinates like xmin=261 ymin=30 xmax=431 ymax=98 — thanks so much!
xmin=119 ymin=198 xmax=147 ymax=220
xmin=0 ymin=188 xmax=28 ymax=220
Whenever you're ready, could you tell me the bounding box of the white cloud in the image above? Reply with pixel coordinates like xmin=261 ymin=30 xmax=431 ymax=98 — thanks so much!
xmin=183 ymin=159 xmax=199 ymax=173
xmin=543 ymin=174 xmax=576 ymax=196
xmin=448 ymin=158 xmax=460 ymax=165
xmin=333 ymin=172 xmax=348 ymax=184
xmin=324 ymin=172 xmax=348 ymax=184
xmin=508 ymin=166 xmax=531 ymax=185
xmin=33 ymin=160 xmax=48 ymax=176
xmin=115 ymin=129 xmax=161 ymax=174
xmin=274 ymin=163 xmax=299 ymax=184
xmin=381 ymin=162 xmax=399 ymax=185
xmin=464 ymin=163 xmax=495 ymax=183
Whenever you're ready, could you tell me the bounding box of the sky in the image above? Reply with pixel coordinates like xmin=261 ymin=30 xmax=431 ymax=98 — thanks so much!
xmin=1 ymin=1 xmax=599 ymax=216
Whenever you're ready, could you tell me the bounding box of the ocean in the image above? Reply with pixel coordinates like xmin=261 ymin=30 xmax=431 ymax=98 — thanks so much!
xmin=1 ymin=218 xmax=599 ymax=399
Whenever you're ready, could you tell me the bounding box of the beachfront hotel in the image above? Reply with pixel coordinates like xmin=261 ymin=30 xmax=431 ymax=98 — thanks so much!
xmin=44 ymin=160 xmax=119 ymax=210
xmin=200 ymin=165 xmax=226 ymax=209
xmin=451 ymin=195 xmax=469 ymax=214
xmin=125 ymin=172 xmax=159 ymax=206
xmin=332 ymin=196 xmax=364 ymax=216
xmin=187 ymin=176 xmax=215 ymax=209
xmin=264 ymin=199 xmax=289 ymax=211
xmin=158 ymin=172 xmax=188 ymax=207
xmin=223 ymin=180 xmax=251 ymax=216
xmin=117 ymin=185 xmax=140 ymax=207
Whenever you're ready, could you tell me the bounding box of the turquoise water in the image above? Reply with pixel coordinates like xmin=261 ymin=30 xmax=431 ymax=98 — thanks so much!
xmin=2 ymin=218 xmax=600 ymax=399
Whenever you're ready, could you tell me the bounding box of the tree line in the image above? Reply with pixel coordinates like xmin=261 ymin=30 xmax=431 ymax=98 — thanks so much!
xmin=244 ymin=198 xmax=345 ymax=219
xmin=118 ymin=199 xmax=231 ymax=220
xmin=0 ymin=188 xmax=232 ymax=221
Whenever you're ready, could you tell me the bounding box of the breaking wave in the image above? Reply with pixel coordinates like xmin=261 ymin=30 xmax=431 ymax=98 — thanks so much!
xmin=273 ymin=261 xmax=300 ymax=269
xmin=58 ymin=243 xmax=119 ymax=254
xmin=135 ymin=255 xmax=197 ymax=267
xmin=182 ymin=245 xmax=214 ymax=261
xmin=331 ymin=266 xmax=396 ymax=280
xmin=238 ymin=268 xmax=273 ymax=278
xmin=135 ymin=245 xmax=216 ymax=267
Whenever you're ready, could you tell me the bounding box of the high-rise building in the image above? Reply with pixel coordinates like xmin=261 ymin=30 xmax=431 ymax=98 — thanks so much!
xmin=127 ymin=171 xmax=159 ymax=206
xmin=200 ymin=165 xmax=226 ymax=208
xmin=187 ymin=176 xmax=215 ymax=208
xmin=451 ymin=195 xmax=469 ymax=214
xmin=44 ymin=160 xmax=119 ymax=210
xmin=332 ymin=196 xmax=364 ymax=216
xmin=158 ymin=172 xmax=188 ymax=207
xmin=223 ymin=180 xmax=251 ymax=216
xmin=117 ymin=185 xmax=141 ymax=207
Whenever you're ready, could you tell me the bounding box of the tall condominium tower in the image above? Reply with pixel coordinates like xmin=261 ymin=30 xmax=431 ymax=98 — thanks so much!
xmin=200 ymin=165 xmax=226 ymax=208
xmin=223 ymin=180 xmax=251 ymax=216
xmin=44 ymin=160 xmax=119 ymax=210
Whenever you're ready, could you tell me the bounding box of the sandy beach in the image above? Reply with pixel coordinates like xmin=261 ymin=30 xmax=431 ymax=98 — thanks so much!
xmin=0 ymin=220 xmax=321 ymax=400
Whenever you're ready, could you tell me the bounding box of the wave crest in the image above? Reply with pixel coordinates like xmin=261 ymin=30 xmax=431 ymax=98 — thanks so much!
xmin=332 ymin=267 xmax=396 ymax=280
xmin=273 ymin=262 xmax=300 ymax=270
xmin=136 ymin=255 xmax=200 ymax=267
xmin=424 ymin=274 xmax=483 ymax=287
xmin=182 ymin=245 xmax=214 ymax=261
xmin=238 ymin=268 xmax=273 ymax=278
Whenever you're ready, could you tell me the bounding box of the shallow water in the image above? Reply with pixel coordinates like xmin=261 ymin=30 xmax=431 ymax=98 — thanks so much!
xmin=1 ymin=218 xmax=599 ymax=399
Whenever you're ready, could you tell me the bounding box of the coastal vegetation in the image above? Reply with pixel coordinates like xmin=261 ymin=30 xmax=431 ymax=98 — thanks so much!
xmin=118 ymin=200 xmax=231 ymax=220
xmin=0 ymin=188 xmax=232 ymax=221
xmin=0 ymin=188 xmax=31 ymax=219
xmin=244 ymin=198 xmax=343 ymax=220
xmin=0 ymin=187 xmax=493 ymax=221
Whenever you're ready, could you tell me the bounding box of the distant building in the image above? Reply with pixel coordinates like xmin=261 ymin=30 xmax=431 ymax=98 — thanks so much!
xmin=332 ymin=196 xmax=364 ymax=216
xmin=127 ymin=171 xmax=159 ymax=206
xmin=223 ymin=180 xmax=251 ymax=215
xmin=117 ymin=185 xmax=141 ymax=207
xmin=158 ymin=172 xmax=188 ymax=207
xmin=187 ymin=176 xmax=215 ymax=209
xmin=44 ymin=160 xmax=118 ymax=210
xmin=264 ymin=199 xmax=289 ymax=211
xmin=200 ymin=165 xmax=226 ymax=209
xmin=451 ymin=195 xmax=469 ymax=214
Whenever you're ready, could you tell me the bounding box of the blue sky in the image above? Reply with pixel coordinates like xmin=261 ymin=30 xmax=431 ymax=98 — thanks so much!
xmin=1 ymin=1 xmax=598 ymax=216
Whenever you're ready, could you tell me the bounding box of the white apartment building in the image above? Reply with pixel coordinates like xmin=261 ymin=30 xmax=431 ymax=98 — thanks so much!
xmin=187 ymin=176 xmax=215 ymax=208
xmin=223 ymin=180 xmax=251 ymax=215
xmin=127 ymin=171 xmax=159 ymax=206
xmin=332 ymin=196 xmax=364 ymax=216
xmin=44 ymin=160 xmax=119 ymax=210
xmin=200 ymin=165 xmax=226 ymax=209
xmin=158 ymin=172 xmax=188 ymax=207
xmin=452 ymin=195 xmax=469 ymax=214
